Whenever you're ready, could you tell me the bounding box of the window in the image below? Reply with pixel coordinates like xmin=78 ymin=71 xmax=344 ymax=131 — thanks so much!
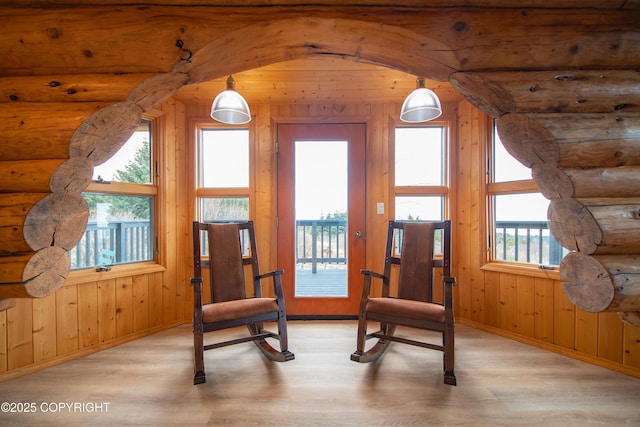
xmin=196 ymin=127 xmax=250 ymax=221
xmin=394 ymin=125 xmax=448 ymax=221
xmin=69 ymin=119 xmax=156 ymax=270
xmin=488 ymin=119 xmax=566 ymax=266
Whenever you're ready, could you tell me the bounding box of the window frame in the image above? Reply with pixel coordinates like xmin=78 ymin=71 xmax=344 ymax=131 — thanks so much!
xmin=193 ymin=121 xmax=254 ymax=222
xmin=391 ymin=119 xmax=451 ymax=221
xmin=67 ymin=114 xmax=162 ymax=279
xmin=484 ymin=117 xmax=561 ymax=277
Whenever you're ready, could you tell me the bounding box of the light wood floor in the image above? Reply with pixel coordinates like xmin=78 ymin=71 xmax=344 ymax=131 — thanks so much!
xmin=1 ymin=321 xmax=639 ymax=426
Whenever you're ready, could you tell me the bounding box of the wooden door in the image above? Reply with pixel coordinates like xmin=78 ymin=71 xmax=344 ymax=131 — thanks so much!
xmin=277 ymin=123 xmax=366 ymax=316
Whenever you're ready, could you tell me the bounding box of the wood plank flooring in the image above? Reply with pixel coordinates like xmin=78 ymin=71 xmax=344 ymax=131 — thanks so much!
xmin=0 ymin=321 xmax=639 ymax=426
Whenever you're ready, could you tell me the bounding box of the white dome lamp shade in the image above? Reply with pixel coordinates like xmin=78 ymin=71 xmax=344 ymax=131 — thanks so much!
xmin=400 ymin=77 xmax=442 ymax=123
xmin=210 ymin=75 xmax=251 ymax=125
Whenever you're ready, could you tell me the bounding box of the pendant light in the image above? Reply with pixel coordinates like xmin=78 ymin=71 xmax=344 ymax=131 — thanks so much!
xmin=400 ymin=77 xmax=442 ymax=123
xmin=210 ymin=75 xmax=251 ymax=124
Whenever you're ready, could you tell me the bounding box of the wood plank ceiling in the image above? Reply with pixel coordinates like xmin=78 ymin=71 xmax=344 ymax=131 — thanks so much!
xmin=172 ymin=57 xmax=462 ymax=106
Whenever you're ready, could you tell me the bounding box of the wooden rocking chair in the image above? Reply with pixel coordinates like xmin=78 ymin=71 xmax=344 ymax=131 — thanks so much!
xmin=191 ymin=221 xmax=294 ymax=385
xmin=350 ymin=220 xmax=457 ymax=385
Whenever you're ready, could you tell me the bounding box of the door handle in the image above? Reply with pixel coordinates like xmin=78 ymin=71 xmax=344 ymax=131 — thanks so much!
xmin=355 ymin=230 xmax=362 ymax=239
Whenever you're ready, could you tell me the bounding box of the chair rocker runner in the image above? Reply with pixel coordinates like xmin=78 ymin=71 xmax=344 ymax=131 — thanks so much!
xmin=351 ymin=220 xmax=458 ymax=385
xmin=191 ymin=221 xmax=294 ymax=385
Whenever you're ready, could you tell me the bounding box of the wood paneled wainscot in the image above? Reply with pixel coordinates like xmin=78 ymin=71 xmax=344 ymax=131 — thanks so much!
xmin=0 ymin=267 xmax=184 ymax=378
xmin=455 ymin=101 xmax=640 ymax=378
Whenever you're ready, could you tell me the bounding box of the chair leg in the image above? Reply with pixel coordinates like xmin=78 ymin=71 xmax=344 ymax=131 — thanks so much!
xmin=350 ymin=313 xmax=368 ymax=361
xmin=443 ymin=322 xmax=456 ymax=386
xmin=193 ymin=322 xmax=206 ymax=385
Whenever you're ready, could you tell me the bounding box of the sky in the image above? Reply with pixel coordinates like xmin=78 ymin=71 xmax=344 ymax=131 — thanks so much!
xmin=95 ymin=126 xmax=547 ymax=222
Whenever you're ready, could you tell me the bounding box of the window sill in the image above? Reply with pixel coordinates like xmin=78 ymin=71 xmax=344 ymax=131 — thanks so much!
xmin=481 ymin=261 xmax=561 ymax=280
xmin=64 ymin=262 xmax=167 ymax=286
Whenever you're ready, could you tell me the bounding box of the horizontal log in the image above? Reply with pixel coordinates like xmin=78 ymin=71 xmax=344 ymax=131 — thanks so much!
xmin=0 ymin=159 xmax=65 ymax=192
xmin=618 ymin=311 xmax=640 ymax=327
xmin=0 ymin=247 xmax=69 ymax=299
xmin=127 ymin=72 xmax=189 ymax=112
xmin=1 ymin=7 xmax=639 ymax=77
xmin=0 ymin=73 xmax=151 ymax=103
xmin=0 ymin=193 xmax=48 ymax=255
xmin=531 ymin=163 xmax=573 ymax=199
xmin=0 ymin=252 xmax=34 ymax=284
xmin=49 ymin=157 xmax=94 ymax=193
xmin=548 ymin=198 xmax=601 ymax=254
xmin=524 ymin=114 xmax=640 ymax=168
xmin=68 ymin=101 xmax=142 ymax=165
xmin=0 ymin=299 xmax=15 ymax=312
xmin=23 ymin=192 xmax=88 ymax=251
xmin=561 ymin=252 xmax=640 ymax=313
xmin=565 ymin=166 xmax=640 ymax=198
xmin=576 ymin=198 xmax=640 ymax=254
xmin=496 ymin=113 xmax=559 ymax=167
xmin=451 ymin=70 xmax=640 ymax=115
xmin=1 ymin=1 xmax=636 ymax=9
xmin=0 ymin=102 xmax=106 ymax=161
xmin=22 ymin=246 xmax=69 ymax=297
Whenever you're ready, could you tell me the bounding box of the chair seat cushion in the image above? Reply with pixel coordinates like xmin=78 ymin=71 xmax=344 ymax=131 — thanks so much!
xmin=202 ymin=298 xmax=279 ymax=323
xmin=366 ymin=297 xmax=445 ymax=324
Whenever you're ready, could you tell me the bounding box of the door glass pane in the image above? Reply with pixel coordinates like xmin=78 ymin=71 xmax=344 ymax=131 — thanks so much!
xmin=295 ymin=140 xmax=348 ymax=297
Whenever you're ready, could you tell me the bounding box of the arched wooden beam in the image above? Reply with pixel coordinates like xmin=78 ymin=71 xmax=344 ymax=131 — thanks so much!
xmin=174 ymin=17 xmax=457 ymax=84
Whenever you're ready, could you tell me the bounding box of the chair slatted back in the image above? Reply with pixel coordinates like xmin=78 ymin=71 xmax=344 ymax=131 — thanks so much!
xmin=385 ymin=220 xmax=451 ymax=304
xmin=207 ymin=223 xmax=246 ymax=302
xmin=193 ymin=221 xmax=260 ymax=303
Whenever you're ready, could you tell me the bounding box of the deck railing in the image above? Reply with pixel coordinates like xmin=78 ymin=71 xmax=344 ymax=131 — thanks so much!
xmin=296 ymin=219 xmax=347 ymax=273
xmin=69 ymin=220 xmax=153 ymax=269
xmin=494 ymin=220 xmax=565 ymax=266
xmin=70 ymin=219 xmax=565 ymax=270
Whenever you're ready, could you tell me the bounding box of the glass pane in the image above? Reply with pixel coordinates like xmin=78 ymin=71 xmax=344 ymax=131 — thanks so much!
xmin=69 ymin=194 xmax=154 ymax=270
xmin=93 ymin=119 xmax=152 ymax=184
xmin=493 ymin=193 xmax=567 ymax=265
xmin=200 ymin=128 xmax=249 ymax=188
xmin=200 ymin=197 xmax=249 ymax=221
xmin=395 ymin=127 xmax=443 ymax=186
xmin=295 ymin=140 xmax=348 ymax=297
xmin=493 ymin=121 xmax=531 ymax=182
xmin=395 ymin=196 xmax=443 ymax=221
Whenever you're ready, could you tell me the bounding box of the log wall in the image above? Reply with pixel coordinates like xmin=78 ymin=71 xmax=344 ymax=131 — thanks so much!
xmin=0 ymin=3 xmax=640 ymax=380
xmin=1 ymin=95 xmax=639 ymax=380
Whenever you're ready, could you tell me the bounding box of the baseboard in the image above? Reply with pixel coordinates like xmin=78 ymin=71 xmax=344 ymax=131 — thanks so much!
xmin=287 ymin=315 xmax=358 ymax=321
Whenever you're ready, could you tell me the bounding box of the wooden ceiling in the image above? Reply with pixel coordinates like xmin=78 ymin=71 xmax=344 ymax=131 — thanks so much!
xmin=1 ymin=0 xmax=637 ymax=8
xmin=173 ymin=57 xmax=462 ymax=106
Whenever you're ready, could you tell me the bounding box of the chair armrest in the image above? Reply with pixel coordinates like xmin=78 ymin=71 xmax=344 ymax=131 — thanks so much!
xmin=361 ymin=269 xmax=386 ymax=280
xmin=255 ymin=270 xmax=286 ymax=302
xmin=360 ymin=269 xmax=390 ymax=297
xmin=256 ymin=269 xmax=284 ymax=280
